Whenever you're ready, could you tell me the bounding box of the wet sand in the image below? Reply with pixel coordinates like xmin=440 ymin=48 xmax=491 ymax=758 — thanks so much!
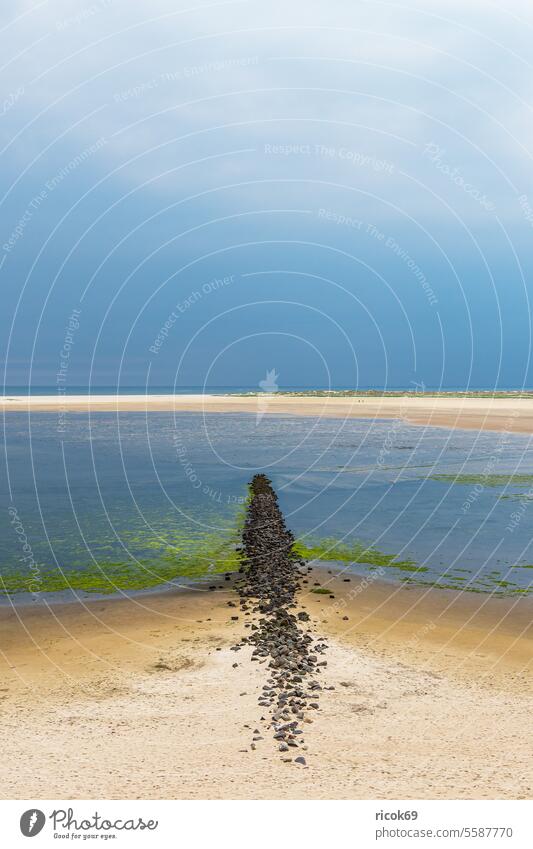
xmin=0 ymin=572 xmax=531 ymax=799
xmin=2 ymin=393 xmax=533 ymax=435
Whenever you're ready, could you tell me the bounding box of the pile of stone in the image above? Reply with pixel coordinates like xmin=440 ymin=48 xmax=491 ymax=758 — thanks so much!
xmin=231 ymin=474 xmax=328 ymax=761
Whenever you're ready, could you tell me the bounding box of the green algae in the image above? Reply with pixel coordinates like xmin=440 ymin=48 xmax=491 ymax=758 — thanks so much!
xmin=234 ymin=390 xmax=533 ymax=399
xmin=398 ymin=574 xmax=528 ymax=596
xmin=0 ymin=498 xmax=250 ymax=597
xmin=428 ymin=473 xmax=533 ymax=488
xmin=293 ymin=537 xmax=417 ymax=570
xmin=0 ymin=536 xmax=241 ymax=596
xmin=295 ymin=535 xmax=531 ymax=596
xmin=318 ymin=461 xmax=438 ymax=475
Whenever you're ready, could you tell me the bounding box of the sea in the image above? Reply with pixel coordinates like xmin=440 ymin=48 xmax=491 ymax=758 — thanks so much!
xmin=1 ymin=401 xmax=533 ymax=602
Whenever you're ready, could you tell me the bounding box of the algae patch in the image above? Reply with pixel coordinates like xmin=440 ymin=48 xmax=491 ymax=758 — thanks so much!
xmin=293 ymin=537 xmax=416 ymax=570
xmin=428 ymin=473 xmax=533 ymax=488
xmin=0 ymin=500 xmax=250 ymax=597
xmin=294 ymin=537 xmax=531 ymax=596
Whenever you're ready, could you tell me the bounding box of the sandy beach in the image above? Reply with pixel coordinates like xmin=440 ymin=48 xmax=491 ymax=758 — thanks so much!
xmin=2 ymin=393 xmax=533 ymax=435
xmin=1 ymin=571 xmax=531 ymax=800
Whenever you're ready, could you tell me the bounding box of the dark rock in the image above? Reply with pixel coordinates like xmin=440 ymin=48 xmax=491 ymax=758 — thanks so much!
xmin=230 ymin=474 xmax=329 ymax=759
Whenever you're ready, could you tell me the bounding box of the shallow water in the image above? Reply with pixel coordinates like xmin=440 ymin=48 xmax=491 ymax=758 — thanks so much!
xmin=1 ymin=412 xmax=533 ymax=598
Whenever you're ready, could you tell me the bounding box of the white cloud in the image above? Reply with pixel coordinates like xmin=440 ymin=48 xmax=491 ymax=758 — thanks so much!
xmin=1 ymin=0 xmax=532 ymax=216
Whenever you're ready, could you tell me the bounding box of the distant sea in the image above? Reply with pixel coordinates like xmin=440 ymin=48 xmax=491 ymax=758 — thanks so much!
xmin=2 ymin=385 xmax=529 ymax=396
xmin=2 ymin=385 xmax=257 ymax=396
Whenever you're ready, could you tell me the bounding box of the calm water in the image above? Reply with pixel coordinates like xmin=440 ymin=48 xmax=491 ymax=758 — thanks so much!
xmin=2 ymin=411 xmax=533 ymax=599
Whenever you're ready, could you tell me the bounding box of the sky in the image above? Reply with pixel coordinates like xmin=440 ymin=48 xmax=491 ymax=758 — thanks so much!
xmin=2 ymin=0 xmax=533 ymax=390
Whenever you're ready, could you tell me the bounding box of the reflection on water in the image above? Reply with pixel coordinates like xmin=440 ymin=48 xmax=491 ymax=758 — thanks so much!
xmin=1 ymin=412 xmax=533 ymax=597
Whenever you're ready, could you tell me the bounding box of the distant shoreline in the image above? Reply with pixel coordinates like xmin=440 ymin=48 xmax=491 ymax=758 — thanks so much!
xmin=3 ymin=392 xmax=533 ymax=434
xmin=3 ymin=387 xmax=533 ymax=398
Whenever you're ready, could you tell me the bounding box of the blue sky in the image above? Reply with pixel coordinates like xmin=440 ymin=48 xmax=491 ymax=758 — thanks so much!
xmin=2 ymin=0 xmax=533 ymax=389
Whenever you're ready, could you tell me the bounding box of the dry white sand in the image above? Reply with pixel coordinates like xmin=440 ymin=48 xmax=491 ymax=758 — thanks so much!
xmin=2 ymin=393 xmax=533 ymax=434
xmin=1 ymin=574 xmax=531 ymax=799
